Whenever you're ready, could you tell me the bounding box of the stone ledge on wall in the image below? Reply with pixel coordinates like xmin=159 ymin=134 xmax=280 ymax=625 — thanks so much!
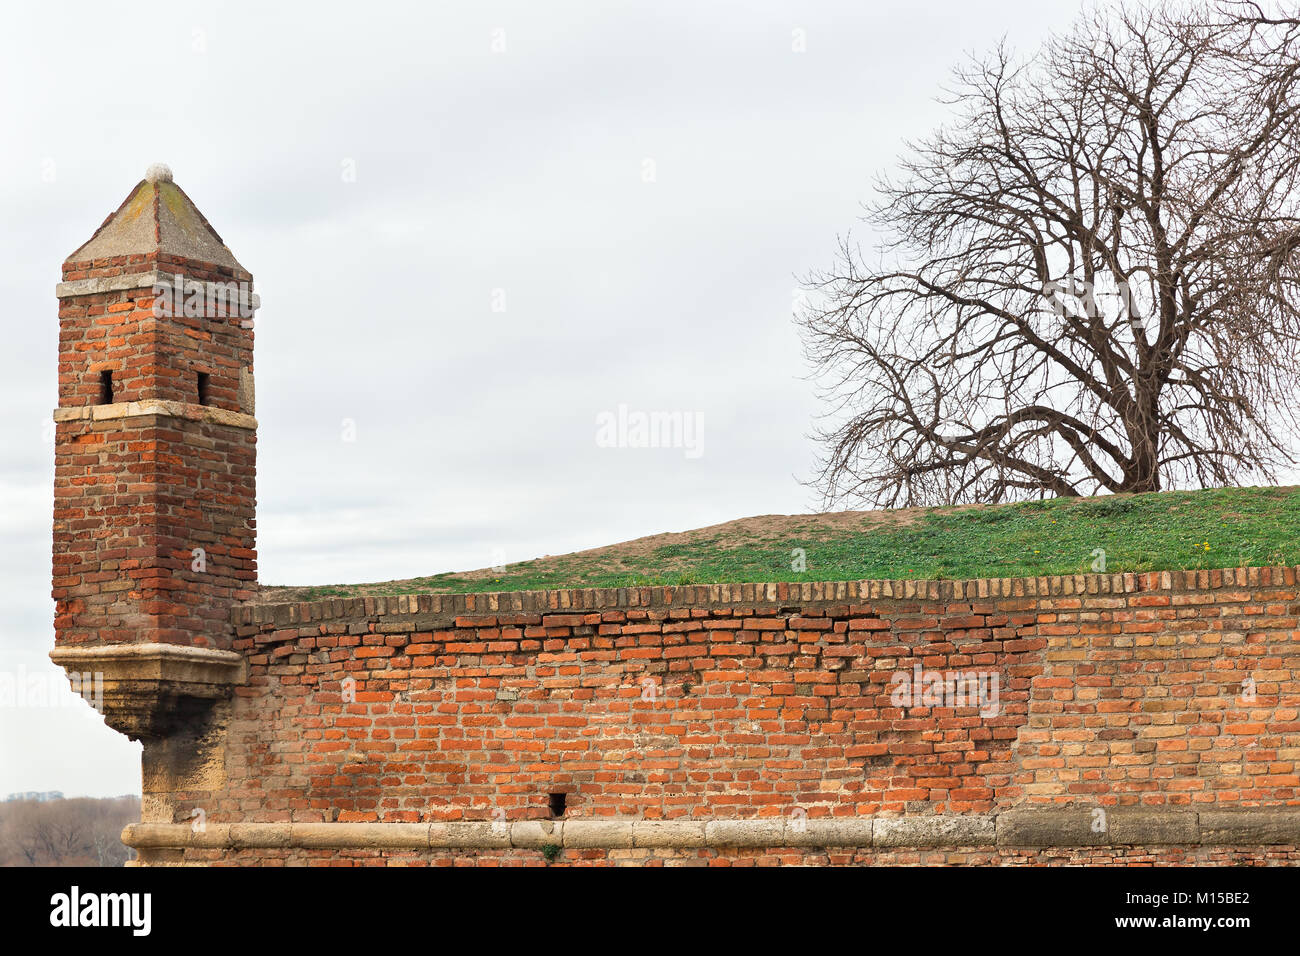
xmin=122 ymin=808 xmax=1300 ymax=853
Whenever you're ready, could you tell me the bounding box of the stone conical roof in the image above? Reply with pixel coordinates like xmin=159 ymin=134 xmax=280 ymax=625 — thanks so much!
xmin=66 ymin=164 xmax=247 ymax=273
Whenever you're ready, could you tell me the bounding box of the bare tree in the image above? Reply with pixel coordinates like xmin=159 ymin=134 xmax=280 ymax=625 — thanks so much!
xmin=1 ymin=802 xmax=45 ymax=865
xmin=0 ymin=796 xmax=139 ymax=866
xmin=799 ymin=2 xmax=1300 ymax=507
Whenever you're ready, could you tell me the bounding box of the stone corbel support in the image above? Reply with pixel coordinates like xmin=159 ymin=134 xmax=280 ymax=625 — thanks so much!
xmin=49 ymin=643 xmax=246 ymax=741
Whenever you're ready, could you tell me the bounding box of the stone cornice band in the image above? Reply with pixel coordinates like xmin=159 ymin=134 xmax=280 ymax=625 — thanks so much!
xmin=56 ymin=269 xmax=260 ymax=312
xmin=122 ymin=809 xmax=1300 ymax=852
xmin=54 ymin=400 xmax=257 ymax=431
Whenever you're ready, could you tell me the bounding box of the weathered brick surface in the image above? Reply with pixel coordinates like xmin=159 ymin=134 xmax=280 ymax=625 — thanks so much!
xmin=135 ymin=569 xmax=1300 ymax=863
xmin=53 ymin=413 xmax=256 ymax=649
xmin=52 ymin=256 xmax=257 ymax=651
xmin=57 ymin=256 xmax=252 ymax=410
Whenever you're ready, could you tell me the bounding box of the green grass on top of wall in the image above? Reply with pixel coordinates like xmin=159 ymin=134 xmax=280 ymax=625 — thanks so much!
xmin=265 ymin=485 xmax=1300 ymax=602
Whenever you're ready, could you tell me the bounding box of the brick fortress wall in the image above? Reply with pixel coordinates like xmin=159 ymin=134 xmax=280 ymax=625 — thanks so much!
xmin=126 ymin=568 xmax=1300 ymax=865
xmin=50 ymin=170 xmax=1300 ymax=866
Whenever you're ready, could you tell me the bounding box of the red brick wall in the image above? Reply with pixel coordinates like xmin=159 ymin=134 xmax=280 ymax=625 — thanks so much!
xmin=52 ymin=415 xmax=256 ymax=649
xmin=58 ymin=253 xmax=252 ymax=413
xmin=52 ymin=254 xmax=257 ymax=651
xmin=154 ymin=569 xmax=1299 ymax=860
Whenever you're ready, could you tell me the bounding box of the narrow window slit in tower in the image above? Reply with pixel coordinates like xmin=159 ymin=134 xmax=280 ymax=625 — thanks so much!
xmin=548 ymin=792 xmax=567 ymax=818
xmin=98 ymin=370 xmax=113 ymax=405
xmin=197 ymin=372 xmax=211 ymax=406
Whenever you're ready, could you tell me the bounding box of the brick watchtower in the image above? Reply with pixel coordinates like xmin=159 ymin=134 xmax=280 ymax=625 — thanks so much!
xmin=50 ymin=165 xmax=257 ymax=765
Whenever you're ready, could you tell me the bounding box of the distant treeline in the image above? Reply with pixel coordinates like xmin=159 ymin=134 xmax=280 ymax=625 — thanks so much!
xmin=0 ymin=795 xmax=140 ymax=866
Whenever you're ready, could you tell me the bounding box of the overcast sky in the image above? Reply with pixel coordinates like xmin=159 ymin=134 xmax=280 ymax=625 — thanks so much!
xmin=1 ymin=0 xmax=1093 ymax=797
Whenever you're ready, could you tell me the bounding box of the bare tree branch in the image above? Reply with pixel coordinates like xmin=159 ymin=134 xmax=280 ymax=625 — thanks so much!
xmin=799 ymin=1 xmax=1300 ymax=507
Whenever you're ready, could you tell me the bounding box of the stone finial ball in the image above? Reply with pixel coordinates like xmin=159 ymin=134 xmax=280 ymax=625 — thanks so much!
xmin=145 ymin=163 xmax=174 ymax=184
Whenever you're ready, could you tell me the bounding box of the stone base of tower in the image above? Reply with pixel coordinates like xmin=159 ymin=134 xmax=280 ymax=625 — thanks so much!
xmin=51 ymin=643 xmax=245 ymax=827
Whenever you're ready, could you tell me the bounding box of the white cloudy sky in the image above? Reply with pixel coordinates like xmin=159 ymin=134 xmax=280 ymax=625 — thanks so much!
xmin=1 ymin=0 xmax=1093 ymax=797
